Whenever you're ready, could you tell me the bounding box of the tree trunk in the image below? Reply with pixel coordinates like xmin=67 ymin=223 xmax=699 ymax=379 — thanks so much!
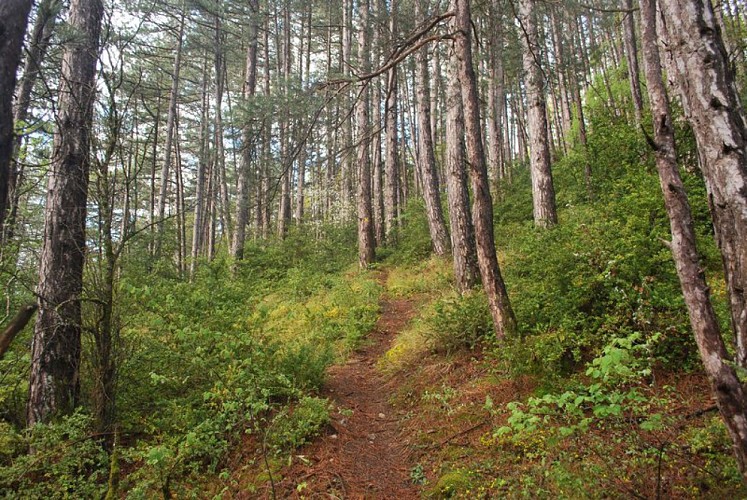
xmin=295 ymin=4 xmax=313 ymax=227
xmin=155 ymin=9 xmax=185 ymax=256
xmin=659 ymin=0 xmax=747 ymax=371
xmin=232 ymin=0 xmax=259 ymax=261
xmin=371 ymin=0 xmax=385 ymax=246
xmin=357 ymin=0 xmax=375 ymax=267
xmin=414 ymin=0 xmax=450 ymax=256
xmin=0 ymin=304 xmax=36 ymax=361
xmin=90 ymin=108 xmax=120 ymax=434
xmin=214 ymin=11 xmax=232 ymax=247
xmin=28 ymin=0 xmax=103 ymax=426
xmin=4 ymin=0 xmax=60 ymax=245
xmin=445 ymin=50 xmax=480 ymax=292
xmin=277 ymin=1 xmax=292 ymax=239
xmin=623 ymin=0 xmax=644 ymax=125
xmin=640 ymin=0 xmax=747 ymax=481
xmin=0 ymin=0 xmax=33 ymax=242
xmin=569 ymin=23 xmax=592 ymax=198
xmin=384 ymin=0 xmax=400 ymax=241
xmin=453 ymin=0 xmax=517 ymax=338
xmin=191 ymin=59 xmax=210 ymax=278
xmin=519 ymin=0 xmax=558 ymax=228
xmin=487 ymin=3 xmax=507 ymax=190
xmin=550 ymin=6 xmax=573 ymax=147
xmin=341 ymin=0 xmax=354 ymax=221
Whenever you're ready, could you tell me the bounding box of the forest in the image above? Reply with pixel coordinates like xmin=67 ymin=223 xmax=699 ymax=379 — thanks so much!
xmin=2 ymin=0 xmax=747 ymax=497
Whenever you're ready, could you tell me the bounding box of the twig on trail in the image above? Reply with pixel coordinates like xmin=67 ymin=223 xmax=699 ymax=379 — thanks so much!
xmin=434 ymin=421 xmax=488 ymax=448
xmin=332 ymin=471 xmax=348 ymax=496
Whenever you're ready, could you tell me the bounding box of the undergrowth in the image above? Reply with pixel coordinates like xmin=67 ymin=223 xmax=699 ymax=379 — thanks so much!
xmin=0 ymin=227 xmax=380 ymax=497
xmin=379 ymin=71 xmax=743 ymax=498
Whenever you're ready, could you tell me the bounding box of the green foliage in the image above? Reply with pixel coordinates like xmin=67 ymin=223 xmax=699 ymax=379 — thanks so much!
xmin=0 ymin=412 xmax=109 ymax=498
xmin=410 ymin=463 xmax=428 ymax=485
xmin=428 ymin=292 xmax=492 ymax=354
xmin=385 ymin=256 xmax=453 ymax=298
xmin=0 ymin=422 xmax=24 ymax=465
xmin=266 ymin=396 xmax=331 ymax=453
xmin=388 ymin=200 xmax=435 ymax=264
xmin=0 ymin=231 xmax=378 ymax=497
xmin=495 ymin=332 xmax=659 ymax=440
xmin=109 ymin=244 xmax=378 ymax=492
xmin=494 ymin=102 xmax=713 ymax=379
xmin=427 ymin=468 xmax=476 ymax=498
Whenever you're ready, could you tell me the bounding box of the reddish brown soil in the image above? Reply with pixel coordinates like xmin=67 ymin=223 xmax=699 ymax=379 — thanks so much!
xmin=270 ymin=295 xmax=421 ymax=499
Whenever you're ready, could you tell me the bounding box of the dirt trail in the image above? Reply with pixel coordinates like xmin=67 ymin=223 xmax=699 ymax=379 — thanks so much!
xmin=271 ymin=289 xmax=420 ymax=499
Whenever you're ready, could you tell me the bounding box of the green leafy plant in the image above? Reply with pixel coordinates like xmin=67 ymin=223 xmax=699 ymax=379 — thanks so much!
xmin=496 ymin=332 xmax=660 ymax=440
xmin=266 ymin=396 xmax=331 ymax=453
xmin=428 ymin=292 xmax=492 ymax=354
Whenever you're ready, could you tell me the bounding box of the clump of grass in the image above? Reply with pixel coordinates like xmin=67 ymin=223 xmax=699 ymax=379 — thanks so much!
xmin=386 ymin=256 xmax=453 ymax=298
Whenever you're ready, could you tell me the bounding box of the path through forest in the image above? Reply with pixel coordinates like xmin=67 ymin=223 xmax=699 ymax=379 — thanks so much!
xmin=272 ymin=276 xmax=419 ymax=498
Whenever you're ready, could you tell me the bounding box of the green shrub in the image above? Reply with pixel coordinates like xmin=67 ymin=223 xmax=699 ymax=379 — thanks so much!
xmin=428 ymin=292 xmax=492 ymax=354
xmin=267 ymin=396 xmax=331 ymax=453
xmin=388 ymin=200 xmax=434 ymax=264
xmin=0 ymin=412 xmax=109 ymax=498
xmin=495 ymin=332 xmax=660 ymax=440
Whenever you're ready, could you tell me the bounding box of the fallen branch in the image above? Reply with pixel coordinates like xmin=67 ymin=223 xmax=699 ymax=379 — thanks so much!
xmin=436 ymin=421 xmax=487 ymax=448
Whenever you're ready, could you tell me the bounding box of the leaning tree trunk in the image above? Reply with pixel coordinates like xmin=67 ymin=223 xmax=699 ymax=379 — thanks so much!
xmin=640 ymin=0 xmax=747 ymax=481
xmin=453 ymin=0 xmax=516 ymax=337
xmin=356 ymin=0 xmax=375 ymax=267
xmin=0 ymin=0 xmax=33 ymax=243
xmin=28 ymin=0 xmax=103 ymax=426
xmin=519 ymin=0 xmax=558 ymax=228
xmin=661 ymin=0 xmax=747 ymax=481
xmin=659 ymin=0 xmax=747 ymax=372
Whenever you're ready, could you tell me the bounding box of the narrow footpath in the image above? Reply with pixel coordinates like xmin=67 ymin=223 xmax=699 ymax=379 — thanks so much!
xmin=272 ymin=286 xmax=420 ymax=498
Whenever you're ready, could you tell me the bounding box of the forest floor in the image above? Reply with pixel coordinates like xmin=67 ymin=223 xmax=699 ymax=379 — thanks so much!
xmin=270 ymin=273 xmax=422 ymax=498
xmin=231 ymin=264 xmax=745 ymax=499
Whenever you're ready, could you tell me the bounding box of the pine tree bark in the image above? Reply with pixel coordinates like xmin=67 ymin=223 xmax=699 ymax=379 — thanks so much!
xmin=659 ymin=0 xmax=747 ymax=371
xmin=4 ymin=0 xmax=60 ymax=245
xmin=487 ymin=3 xmax=507 ymax=188
xmin=190 ymin=60 xmax=210 ymax=278
xmin=155 ymin=8 xmax=185 ymax=256
xmin=0 ymin=0 xmax=33 ymax=242
xmin=357 ymin=0 xmax=375 ymax=267
xmin=640 ymin=0 xmax=747 ymax=481
xmin=232 ymin=0 xmax=259 ymax=261
xmin=384 ymin=0 xmax=400 ymax=241
xmin=623 ymin=0 xmax=644 ymax=125
xmin=277 ymin=1 xmax=292 ymax=239
xmin=519 ymin=0 xmax=558 ymax=228
xmin=294 ymin=4 xmax=313 ymax=227
xmin=550 ymin=6 xmax=573 ymax=147
xmin=371 ymin=0 xmax=385 ymax=245
xmin=28 ymin=0 xmax=103 ymax=426
xmin=445 ymin=50 xmax=480 ymax=292
xmin=453 ymin=0 xmax=516 ymax=337
xmin=414 ymin=0 xmax=450 ymax=256
xmin=341 ymin=0 xmax=354 ymax=220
